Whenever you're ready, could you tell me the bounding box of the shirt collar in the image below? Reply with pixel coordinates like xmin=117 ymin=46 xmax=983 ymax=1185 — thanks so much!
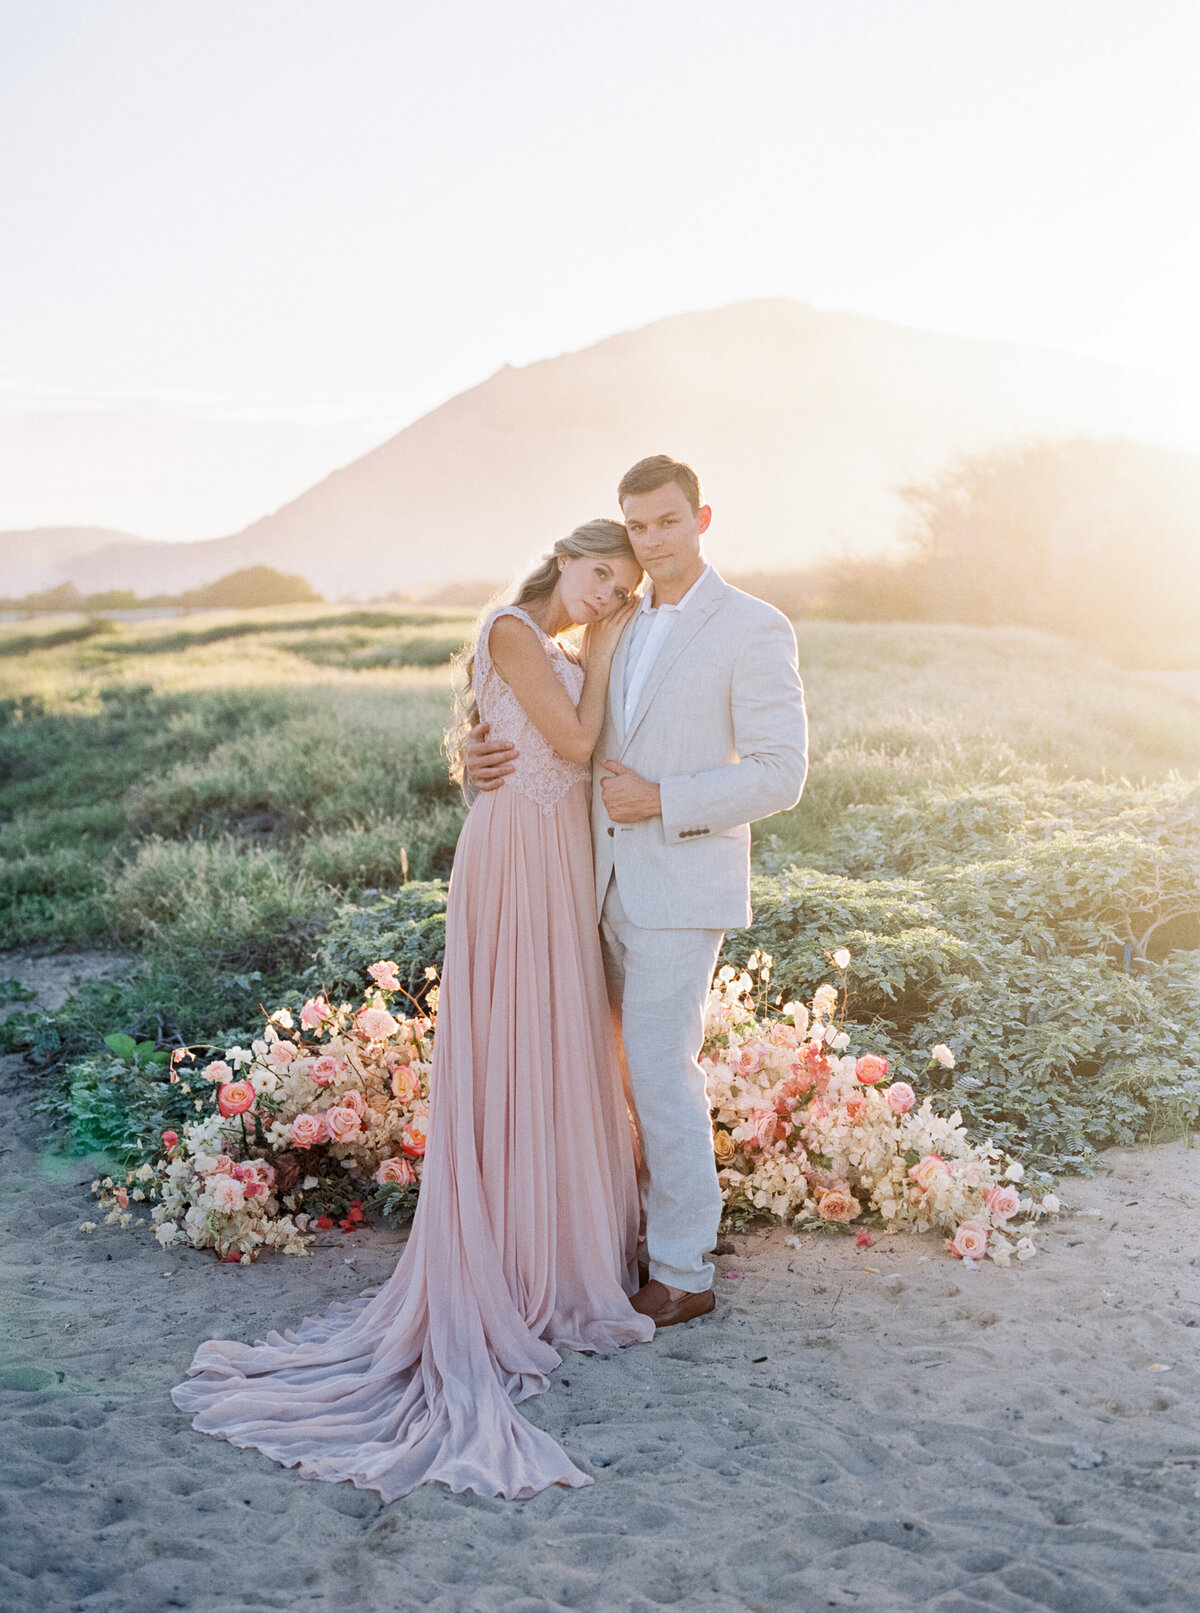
xmin=642 ymin=562 xmax=712 ymax=617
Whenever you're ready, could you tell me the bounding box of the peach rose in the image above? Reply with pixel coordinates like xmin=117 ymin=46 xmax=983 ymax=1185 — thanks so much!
xmin=855 ymin=1054 xmax=888 ymax=1086
xmin=817 ymin=1188 xmax=861 ymax=1223
xmin=340 ymin=1089 xmax=367 ymax=1118
xmin=217 ymin=1080 xmax=255 ymax=1118
xmin=389 ymin=1064 xmax=417 ymax=1103
xmin=985 ymin=1184 xmax=1021 ymax=1222
xmin=909 ymin=1153 xmax=947 ymax=1191
xmin=931 ymin=1043 xmax=956 ymax=1069
xmin=400 ymin=1114 xmax=428 ymax=1157
xmin=209 ymin=1176 xmax=246 ymax=1213
xmin=884 ymin=1082 xmax=916 ymax=1115
xmin=712 ymin=1129 xmax=736 ymax=1162
xmin=324 ymin=1104 xmax=364 ymax=1143
xmin=203 ymin=1060 xmax=233 ymax=1084
xmin=374 ymin=1156 xmax=417 ymax=1187
xmin=268 ymin=1040 xmax=297 ymax=1068
xmin=309 ymin=1055 xmax=344 ymax=1086
xmin=300 ymin=995 xmax=331 ymax=1029
xmin=368 ymin=960 xmax=401 ymax=992
xmin=748 ymin=1108 xmax=781 ymax=1148
xmin=289 ymin=1113 xmax=329 ymax=1148
xmin=731 ymin=1046 xmax=762 ymax=1078
xmin=356 ymin=1006 xmax=399 ymax=1041
xmin=842 ymin=1094 xmax=867 ymax=1123
xmin=950 ymin=1220 xmax=989 ymax=1260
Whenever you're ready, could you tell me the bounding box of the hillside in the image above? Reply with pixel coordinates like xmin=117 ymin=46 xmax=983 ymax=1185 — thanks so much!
xmin=19 ymin=300 xmax=1178 ymax=598
xmin=0 ymin=527 xmax=148 ymax=598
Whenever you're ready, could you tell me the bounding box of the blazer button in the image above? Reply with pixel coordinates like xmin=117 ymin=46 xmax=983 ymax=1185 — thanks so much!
xmin=607 ymin=826 xmax=614 ymax=836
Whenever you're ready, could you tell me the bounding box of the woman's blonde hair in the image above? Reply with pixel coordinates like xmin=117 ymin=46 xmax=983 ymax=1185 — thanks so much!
xmin=444 ymin=518 xmax=639 ymax=782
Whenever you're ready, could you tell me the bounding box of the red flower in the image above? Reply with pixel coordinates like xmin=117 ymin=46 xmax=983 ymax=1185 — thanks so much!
xmin=161 ymin=1129 xmax=179 ymax=1150
xmin=856 ymin=1228 xmax=874 ymax=1248
xmin=315 ymin=1215 xmax=334 ymax=1230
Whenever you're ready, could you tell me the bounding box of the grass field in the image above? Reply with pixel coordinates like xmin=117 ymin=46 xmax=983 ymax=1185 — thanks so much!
xmin=2 ymin=605 xmax=1199 ymax=1172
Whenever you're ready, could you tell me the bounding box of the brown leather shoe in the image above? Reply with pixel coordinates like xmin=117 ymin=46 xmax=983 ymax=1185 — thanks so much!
xmin=631 ymin=1279 xmax=715 ymax=1327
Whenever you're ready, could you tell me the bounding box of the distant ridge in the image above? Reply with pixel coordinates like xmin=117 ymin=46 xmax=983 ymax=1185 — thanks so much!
xmin=12 ymin=299 xmax=1177 ymax=598
xmin=0 ymin=527 xmax=149 ymax=597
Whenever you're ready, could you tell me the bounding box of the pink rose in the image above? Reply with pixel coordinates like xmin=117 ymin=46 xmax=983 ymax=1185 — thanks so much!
xmin=161 ymin=1129 xmax=179 ymax=1150
xmin=389 ymin=1064 xmax=417 ymax=1103
xmin=985 ymin=1184 xmax=1021 ymax=1222
xmin=289 ymin=1113 xmax=328 ymax=1148
xmin=931 ymin=1044 xmax=956 ymax=1069
xmin=884 ymin=1082 xmax=916 ymax=1115
xmin=211 ymin=1154 xmax=235 ymax=1176
xmin=209 ymin=1176 xmax=246 ymax=1214
xmin=855 ymin=1054 xmax=888 ymax=1086
xmin=234 ymin=1160 xmax=276 ymax=1191
xmin=309 ymin=1055 xmax=344 ymax=1086
xmin=340 ymin=1089 xmax=367 ymax=1118
xmin=909 ymin=1153 xmax=947 ymax=1192
xmin=748 ymin=1108 xmax=782 ymax=1148
xmin=356 ymin=1006 xmax=399 ymax=1041
xmin=806 ymin=1095 xmax=832 ymax=1121
xmin=217 ymin=1080 xmax=255 ymax=1118
xmin=300 ymin=995 xmax=331 ymax=1029
xmin=817 ymin=1189 xmax=861 ymax=1223
xmin=950 ymin=1220 xmax=989 ymax=1260
xmin=203 ymin=1060 xmax=233 ymax=1084
xmin=324 ymin=1105 xmax=364 ymax=1143
xmin=268 ymin=1040 xmax=297 ymax=1068
xmin=731 ymin=1046 xmax=762 ymax=1078
xmin=374 ymin=1156 xmax=417 ymax=1187
xmin=768 ymin=1023 xmax=799 ymax=1048
xmin=400 ymin=1114 xmax=428 ymax=1158
xmin=368 ymin=960 xmax=402 ymax=992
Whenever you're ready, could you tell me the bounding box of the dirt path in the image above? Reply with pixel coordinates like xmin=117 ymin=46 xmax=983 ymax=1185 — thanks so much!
xmin=3 ymin=952 xmax=1199 ymax=1613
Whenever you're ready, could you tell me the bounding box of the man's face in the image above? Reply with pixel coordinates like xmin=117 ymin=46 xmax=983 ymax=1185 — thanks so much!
xmin=619 ymin=481 xmax=711 ymax=593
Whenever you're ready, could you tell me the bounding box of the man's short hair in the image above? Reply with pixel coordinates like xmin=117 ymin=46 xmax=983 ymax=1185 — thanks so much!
xmin=618 ymin=455 xmax=702 ymax=515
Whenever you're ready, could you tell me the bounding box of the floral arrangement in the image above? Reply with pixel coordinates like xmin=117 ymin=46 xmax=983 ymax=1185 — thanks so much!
xmin=703 ymin=950 xmax=1058 ymax=1266
xmin=92 ymin=961 xmax=434 ymax=1262
xmin=90 ymin=950 xmax=1056 ymax=1266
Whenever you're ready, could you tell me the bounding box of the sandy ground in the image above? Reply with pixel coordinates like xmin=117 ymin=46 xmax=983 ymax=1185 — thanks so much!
xmin=2 ymin=953 xmax=1199 ymax=1613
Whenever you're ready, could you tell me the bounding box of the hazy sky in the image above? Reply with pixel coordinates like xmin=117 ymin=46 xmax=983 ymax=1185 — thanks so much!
xmin=4 ymin=0 xmax=1199 ymax=538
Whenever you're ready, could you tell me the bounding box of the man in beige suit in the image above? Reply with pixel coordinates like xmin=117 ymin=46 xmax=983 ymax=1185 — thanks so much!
xmin=467 ymin=455 xmax=807 ymax=1325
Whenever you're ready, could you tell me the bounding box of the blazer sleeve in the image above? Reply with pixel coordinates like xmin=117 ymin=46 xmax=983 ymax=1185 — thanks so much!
xmin=657 ymin=612 xmax=807 ymax=845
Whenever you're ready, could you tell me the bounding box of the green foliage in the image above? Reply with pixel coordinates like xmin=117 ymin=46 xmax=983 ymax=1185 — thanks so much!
xmin=61 ymin=1054 xmax=196 ymax=1167
xmin=304 ymin=883 xmax=448 ymax=1002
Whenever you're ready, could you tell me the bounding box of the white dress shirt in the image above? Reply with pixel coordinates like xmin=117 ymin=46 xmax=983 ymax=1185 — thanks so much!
xmin=622 ymin=564 xmax=713 ymax=731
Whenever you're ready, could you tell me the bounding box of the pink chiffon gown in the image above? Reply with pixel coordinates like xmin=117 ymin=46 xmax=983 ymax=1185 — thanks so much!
xmin=171 ymin=605 xmax=654 ymax=1500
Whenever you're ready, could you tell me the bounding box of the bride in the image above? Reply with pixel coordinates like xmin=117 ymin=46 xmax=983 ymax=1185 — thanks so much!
xmin=171 ymin=519 xmax=652 ymax=1501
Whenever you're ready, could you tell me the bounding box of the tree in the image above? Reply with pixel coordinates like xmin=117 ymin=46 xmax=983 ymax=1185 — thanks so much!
xmin=897 ymin=436 xmax=1200 ymax=655
xmin=185 ymin=566 xmax=322 ymax=610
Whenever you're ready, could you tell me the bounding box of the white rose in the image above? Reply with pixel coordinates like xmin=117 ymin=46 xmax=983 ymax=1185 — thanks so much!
xmin=1041 ymin=1193 xmax=1060 ymax=1214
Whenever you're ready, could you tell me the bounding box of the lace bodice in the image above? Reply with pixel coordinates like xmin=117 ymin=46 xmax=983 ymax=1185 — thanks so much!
xmin=473 ymin=606 xmax=591 ymax=814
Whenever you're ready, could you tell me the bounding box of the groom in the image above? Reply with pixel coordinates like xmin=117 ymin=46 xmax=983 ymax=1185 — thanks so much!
xmin=466 ymin=455 xmax=808 ymax=1326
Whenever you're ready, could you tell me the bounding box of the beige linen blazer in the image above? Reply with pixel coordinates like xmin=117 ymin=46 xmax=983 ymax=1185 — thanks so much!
xmin=592 ymin=568 xmax=807 ymax=930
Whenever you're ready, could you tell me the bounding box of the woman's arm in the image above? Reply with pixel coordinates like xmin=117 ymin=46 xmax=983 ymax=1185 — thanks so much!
xmin=488 ymin=611 xmax=629 ymax=765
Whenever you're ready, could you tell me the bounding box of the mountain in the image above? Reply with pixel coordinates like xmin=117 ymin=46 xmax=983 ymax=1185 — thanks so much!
xmin=0 ymin=527 xmax=149 ymax=598
xmin=18 ymin=300 xmax=1180 ymax=598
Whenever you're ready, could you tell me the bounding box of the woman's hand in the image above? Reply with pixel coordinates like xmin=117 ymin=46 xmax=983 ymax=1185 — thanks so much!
xmin=583 ymin=595 xmax=638 ymax=667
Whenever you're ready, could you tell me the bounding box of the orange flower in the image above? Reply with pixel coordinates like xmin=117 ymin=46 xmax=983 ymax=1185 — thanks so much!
xmin=217 ymin=1080 xmax=255 ymax=1117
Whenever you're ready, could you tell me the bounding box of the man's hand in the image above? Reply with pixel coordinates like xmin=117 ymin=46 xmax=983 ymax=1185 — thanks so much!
xmin=600 ymin=760 xmax=661 ymax=824
xmin=465 ymin=720 xmax=518 ymax=792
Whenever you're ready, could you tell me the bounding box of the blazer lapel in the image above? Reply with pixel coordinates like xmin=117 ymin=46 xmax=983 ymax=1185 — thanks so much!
xmin=619 ymin=572 xmax=725 ymax=755
xmin=608 ymin=611 xmax=637 ymax=742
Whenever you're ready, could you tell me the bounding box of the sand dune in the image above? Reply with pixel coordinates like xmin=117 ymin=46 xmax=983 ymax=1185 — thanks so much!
xmin=3 ymin=951 xmax=1198 ymax=1613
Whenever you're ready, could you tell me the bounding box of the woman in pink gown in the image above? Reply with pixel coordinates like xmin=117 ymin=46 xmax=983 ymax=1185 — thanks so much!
xmin=172 ymin=520 xmax=652 ymax=1501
